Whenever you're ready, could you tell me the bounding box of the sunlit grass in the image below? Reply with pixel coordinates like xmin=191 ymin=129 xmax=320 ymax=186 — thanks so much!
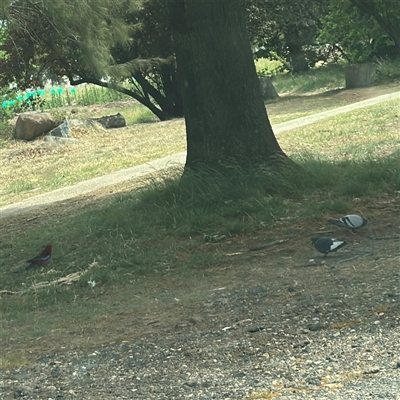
xmin=278 ymin=99 xmax=400 ymax=159
xmin=2 ymin=84 xmax=399 ymax=207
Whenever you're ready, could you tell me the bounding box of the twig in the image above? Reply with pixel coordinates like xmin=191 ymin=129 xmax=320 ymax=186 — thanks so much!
xmin=337 ymin=252 xmax=374 ymax=264
xmin=368 ymin=236 xmax=400 ymax=241
xmin=249 ymin=239 xmax=288 ymax=251
xmin=0 ymin=290 xmax=19 ymax=296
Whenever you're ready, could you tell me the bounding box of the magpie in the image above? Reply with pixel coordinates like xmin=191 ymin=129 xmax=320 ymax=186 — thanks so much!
xmin=311 ymin=237 xmax=347 ymax=256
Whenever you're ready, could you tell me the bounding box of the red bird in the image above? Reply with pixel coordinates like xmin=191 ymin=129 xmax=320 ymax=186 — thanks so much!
xmin=26 ymin=244 xmax=52 ymax=270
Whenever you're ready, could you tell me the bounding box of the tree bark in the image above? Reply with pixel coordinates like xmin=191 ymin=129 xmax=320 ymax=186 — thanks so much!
xmin=169 ymin=0 xmax=286 ymax=170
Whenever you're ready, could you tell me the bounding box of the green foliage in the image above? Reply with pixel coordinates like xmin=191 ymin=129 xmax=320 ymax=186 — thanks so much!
xmin=318 ymin=0 xmax=400 ymax=63
xmin=375 ymin=57 xmax=400 ymax=81
xmin=271 ymin=64 xmax=345 ymax=94
xmin=0 ymin=121 xmax=13 ymax=144
xmin=255 ymin=56 xmax=286 ymax=77
xmin=45 ymin=86 xmax=128 ymax=108
xmin=0 ymin=0 xmax=182 ymax=121
xmin=247 ymin=0 xmax=330 ymax=73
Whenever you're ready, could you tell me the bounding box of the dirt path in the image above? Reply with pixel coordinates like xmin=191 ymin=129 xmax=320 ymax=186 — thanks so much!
xmin=1 ymin=90 xmax=398 ymax=220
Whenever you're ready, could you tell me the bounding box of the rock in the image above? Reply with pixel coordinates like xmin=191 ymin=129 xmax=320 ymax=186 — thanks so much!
xmin=92 ymin=113 xmax=126 ymax=129
xmin=44 ymin=119 xmax=78 ymax=145
xmin=259 ymin=77 xmax=279 ymax=101
xmin=48 ymin=119 xmax=70 ymax=138
xmin=15 ymin=112 xmax=60 ymax=141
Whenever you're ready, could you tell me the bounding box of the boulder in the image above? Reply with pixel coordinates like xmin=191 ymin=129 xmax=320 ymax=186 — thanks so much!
xmin=259 ymin=77 xmax=279 ymax=101
xmin=47 ymin=118 xmax=70 ymax=138
xmin=92 ymin=113 xmax=126 ymax=129
xmin=43 ymin=118 xmax=77 ymax=145
xmin=15 ymin=112 xmax=60 ymax=141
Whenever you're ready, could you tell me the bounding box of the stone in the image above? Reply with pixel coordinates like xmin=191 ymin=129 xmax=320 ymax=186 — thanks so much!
xmin=92 ymin=113 xmax=126 ymax=129
xmin=48 ymin=118 xmax=70 ymax=138
xmin=259 ymin=77 xmax=279 ymax=101
xmin=14 ymin=112 xmax=60 ymax=141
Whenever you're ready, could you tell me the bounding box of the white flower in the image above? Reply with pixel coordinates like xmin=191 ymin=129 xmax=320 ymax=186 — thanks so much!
xmin=88 ymin=280 xmax=96 ymax=288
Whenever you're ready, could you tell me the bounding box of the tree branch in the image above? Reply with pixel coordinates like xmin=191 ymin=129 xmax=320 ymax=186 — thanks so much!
xmin=68 ymin=76 xmax=167 ymax=121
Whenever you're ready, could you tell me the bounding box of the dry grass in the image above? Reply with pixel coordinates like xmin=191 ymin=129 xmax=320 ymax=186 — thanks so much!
xmin=0 ymin=119 xmax=186 ymax=206
xmin=1 ymin=82 xmax=398 ymax=207
xmin=278 ymin=99 xmax=400 ymax=159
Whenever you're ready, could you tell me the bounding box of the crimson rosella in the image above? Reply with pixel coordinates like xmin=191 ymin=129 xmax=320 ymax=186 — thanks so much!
xmin=26 ymin=244 xmax=52 ymax=270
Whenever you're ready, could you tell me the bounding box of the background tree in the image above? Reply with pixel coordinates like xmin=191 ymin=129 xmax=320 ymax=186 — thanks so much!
xmin=169 ymin=0 xmax=286 ymax=170
xmin=349 ymin=0 xmax=400 ymax=54
xmin=318 ymin=0 xmax=400 ymax=63
xmin=0 ymin=0 xmax=182 ymax=120
xmin=246 ymin=0 xmax=329 ymax=73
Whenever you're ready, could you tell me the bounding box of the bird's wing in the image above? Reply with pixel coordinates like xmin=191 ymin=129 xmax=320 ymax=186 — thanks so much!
xmin=341 ymin=215 xmax=360 ymax=228
xmin=327 ymin=219 xmax=347 ymax=227
xmin=330 ymin=239 xmax=345 ymax=251
xmin=27 ymin=253 xmax=51 ymax=263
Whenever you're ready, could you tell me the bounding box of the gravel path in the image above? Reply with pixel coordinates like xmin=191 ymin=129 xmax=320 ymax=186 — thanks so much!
xmin=2 ymin=295 xmax=400 ymax=399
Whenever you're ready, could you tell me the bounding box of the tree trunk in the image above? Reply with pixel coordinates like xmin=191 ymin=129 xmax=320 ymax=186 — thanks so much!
xmin=345 ymin=63 xmax=376 ymax=89
xmin=289 ymin=50 xmax=309 ymax=73
xmin=169 ymin=0 xmax=286 ymax=170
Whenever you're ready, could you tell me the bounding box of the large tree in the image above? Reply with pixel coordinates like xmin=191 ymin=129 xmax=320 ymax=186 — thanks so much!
xmin=168 ymin=0 xmax=286 ymax=169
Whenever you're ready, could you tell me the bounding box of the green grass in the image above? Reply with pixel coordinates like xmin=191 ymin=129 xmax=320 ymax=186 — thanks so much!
xmin=2 ymin=81 xmax=399 ymax=207
xmin=258 ymin=57 xmax=400 ymax=95
xmin=271 ymin=64 xmax=346 ymax=94
xmin=1 ymin=97 xmax=400 ymax=366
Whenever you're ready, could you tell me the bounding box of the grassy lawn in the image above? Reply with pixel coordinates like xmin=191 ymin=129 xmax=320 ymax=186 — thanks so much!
xmin=1 ymin=95 xmax=399 ymax=368
xmin=1 ymin=79 xmax=399 ymax=207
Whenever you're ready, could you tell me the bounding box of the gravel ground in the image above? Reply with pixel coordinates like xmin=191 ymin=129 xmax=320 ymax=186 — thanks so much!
xmin=2 ymin=256 xmax=400 ymax=400
xmin=1 ymin=203 xmax=400 ymax=399
xmin=1 ymin=313 xmax=400 ymax=399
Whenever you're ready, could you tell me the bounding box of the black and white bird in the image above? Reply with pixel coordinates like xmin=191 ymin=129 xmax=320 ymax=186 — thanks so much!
xmin=327 ymin=214 xmax=368 ymax=231
xmin=311 ymin=236 xmax=347 ymax=256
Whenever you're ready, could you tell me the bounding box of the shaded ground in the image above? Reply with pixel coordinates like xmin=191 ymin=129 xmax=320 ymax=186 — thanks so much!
xmin=1 ymin=194 xmax=399 ymax=399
